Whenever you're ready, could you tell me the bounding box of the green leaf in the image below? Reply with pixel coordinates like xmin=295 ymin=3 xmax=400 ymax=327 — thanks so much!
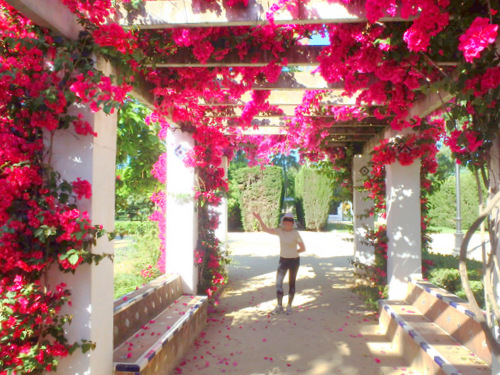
xmin=68 ymin=253 xmax=80 ymax=265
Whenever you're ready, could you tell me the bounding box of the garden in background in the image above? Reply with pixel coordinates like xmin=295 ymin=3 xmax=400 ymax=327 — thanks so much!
xmin=114 ymin=99 xmax=486 ymax=309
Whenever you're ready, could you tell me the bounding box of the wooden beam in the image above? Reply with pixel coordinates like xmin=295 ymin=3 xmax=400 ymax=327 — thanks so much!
xmin=407 ymin=89 xmax=453 ymax=119
xmin=215 ymin=71 xmax=355 ymax=91
xmin=5 ymin=0 xmax=83 ymax=39
xmin=326 ymin=129 xmax=380 ymax=135
xmin=253 ymin=71 xmax=345 ymax=90
xmin=223 ymin=117 xmax=387 ymax=128
xmin=217 ymin=114 xmax=389 ymax=125
xmin=363 ymin=86 xmax=454 ymax=153
xmin=116 ymin=0 xmax=410 ymax=29
xmin=129 ymin=79 xmax=155 ymax=109
xmin=200 ymin=89 xmax=366 ymax=106
xmin=204 ymin=104 xmax=383 ymax=117
xmin=225 ymin=126 xmax=286 ymax=135
xmin=326 ymin=138 xmax=369 ymax=143
xmin=323 ymin=142 xmax=348 ymax=148
xmin=152 ymin=45 xmax=324 ymax=68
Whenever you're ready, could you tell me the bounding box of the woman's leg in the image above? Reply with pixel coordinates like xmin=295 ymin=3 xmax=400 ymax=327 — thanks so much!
xmin=276 ymin=259 xmax=288 ymax=307
xmin=287 ymin=257 xmax=300 ymax=307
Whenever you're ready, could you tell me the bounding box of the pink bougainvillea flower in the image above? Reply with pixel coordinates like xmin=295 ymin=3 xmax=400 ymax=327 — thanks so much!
xmin=458 ymin=17 xmax=498 ymax=63
xmin=71 ymin=178 xmax=92 ymax=200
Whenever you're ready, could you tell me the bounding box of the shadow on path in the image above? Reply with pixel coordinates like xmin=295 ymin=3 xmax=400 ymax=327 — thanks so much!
xmin=174 ymin=232 xmax=414 ymax=375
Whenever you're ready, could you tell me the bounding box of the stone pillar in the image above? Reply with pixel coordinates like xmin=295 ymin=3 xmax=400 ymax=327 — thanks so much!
xmin=214 ymin=156 xmax=228 ymax=247
xmin=353 ymin=154 xmax=375 ymax=265
xmin=386 ymin=159 xmax=422 ymax=300
xmin=48 ymin=58 xmax=117 ymax=374
xmin=166 ymin=128 xmax=198 ymax=294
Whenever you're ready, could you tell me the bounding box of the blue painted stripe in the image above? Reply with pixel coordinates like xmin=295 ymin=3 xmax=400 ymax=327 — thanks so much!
xmin=146 ymin=349 xmax=157 ymax=362
xmin=464 ymin=309 xmax=476 ymax=318
xmin=434 ymin=355 xmax=445 ymax=367
xmin=115 ymin=363 xmax=141 ymax=372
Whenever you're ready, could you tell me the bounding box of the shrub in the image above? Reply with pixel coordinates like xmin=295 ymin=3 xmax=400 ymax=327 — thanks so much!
xmin=295 ymin=167 xmax=333 ymax=231
xmin=424 ymin=251 xmax=484 ymax=308
xmin=228 ymin=195 xmax=243 ymax=231
xmin=234 ymin=166 xmax=283 ymax=232
xmin=427 ymin=268 xmax=461 ymax=291
xmin=114 ymin=220 xmax=157 ymax=238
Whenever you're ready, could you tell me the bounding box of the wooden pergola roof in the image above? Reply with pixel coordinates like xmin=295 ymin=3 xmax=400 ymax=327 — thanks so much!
xmin=8 ymin=0 xmax=454 ymax=152
xmin=113 ymin=0 xmax=455 ymax=152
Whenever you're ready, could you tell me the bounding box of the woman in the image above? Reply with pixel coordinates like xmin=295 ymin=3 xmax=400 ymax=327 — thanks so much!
xmin=253 ymin=212 xmax=306 ymax=315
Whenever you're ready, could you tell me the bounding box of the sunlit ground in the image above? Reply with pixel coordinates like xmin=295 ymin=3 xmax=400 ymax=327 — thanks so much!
xmin=174 ymin=231 xmax=416 ymax=375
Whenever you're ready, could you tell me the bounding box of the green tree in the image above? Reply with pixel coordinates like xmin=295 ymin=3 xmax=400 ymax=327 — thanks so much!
xmin=234 ymin=166 xmax=283 ymax=232
xmin=430 ymin=145 xmax=456 ymax=188
xmin=116 ymin=97 xmax=165 ymax=219
xmin=428 ymin=170 xmax=485 ymax=230
xmin=311 ymin=160 xmax=352 ymax=214
xmin=227 ymin=151 xmax=249 ymax=231
xmin=271 ymin=151 xmax=300 ymax=198
xmin=295 ymin=167 xmax=333 ymax=231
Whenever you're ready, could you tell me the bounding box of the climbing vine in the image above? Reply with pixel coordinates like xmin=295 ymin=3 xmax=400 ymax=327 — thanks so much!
xmin=1 ymin=0 xmax=500 ymax=372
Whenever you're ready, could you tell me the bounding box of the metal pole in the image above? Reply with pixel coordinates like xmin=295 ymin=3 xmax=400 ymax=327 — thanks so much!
xmin=454 ymin=162 xmax=464 ymax=254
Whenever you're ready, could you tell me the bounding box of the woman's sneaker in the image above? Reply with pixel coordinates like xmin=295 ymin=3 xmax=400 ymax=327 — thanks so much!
xmin=285 ymin=306 xmax=292 ymax=315
xmin=271 ymin=305 xmax=284 ymax=315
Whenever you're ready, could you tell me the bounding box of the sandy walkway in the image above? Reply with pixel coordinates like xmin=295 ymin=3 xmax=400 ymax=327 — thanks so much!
xmin=173 ymin=231 xmax=416 ymax=375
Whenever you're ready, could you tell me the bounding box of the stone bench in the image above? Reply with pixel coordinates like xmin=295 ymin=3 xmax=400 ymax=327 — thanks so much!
xmin=379 ymin=277 xmax=490 ymax=375
xmin=113 ymin=275 xmax=207 ymax=374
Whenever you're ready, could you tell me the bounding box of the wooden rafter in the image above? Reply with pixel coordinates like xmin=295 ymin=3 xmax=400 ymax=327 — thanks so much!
xmin=203 ymin=104 xmax=385 ymax=117
xmin=150 ymin=45 xmax=457 ymax=68
xmin=152 ymin=45 xmax=324 ymax=68
xmin=199 ymin=89 xmax=365 ymax=106
xmin=116 ymin=0 xmax=411 ymax=29
xmin=224 ymin=117 xmax=387 ymax=127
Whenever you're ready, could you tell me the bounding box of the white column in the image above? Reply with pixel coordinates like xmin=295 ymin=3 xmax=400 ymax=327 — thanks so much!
xmin=386 ymin=159 xmax=422 ymax=300
xmin=48 ymin=59 xmax=116 ymax=374
xmin=353 ymin=154 xmax=375 ymax=265
xmin=214 ymin=156 xmax=228 ymax=247
xmin=166 ymin=128 xmax=198 ymax=294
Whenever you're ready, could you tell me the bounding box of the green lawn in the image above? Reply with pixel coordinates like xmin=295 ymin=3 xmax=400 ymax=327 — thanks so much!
xmin=325 ymin=221 xmax=353 ymax=232
xmin=113 ymin=226 xmax=161 ymax=300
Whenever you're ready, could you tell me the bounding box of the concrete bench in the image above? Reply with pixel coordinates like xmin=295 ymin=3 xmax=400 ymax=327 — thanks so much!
xmin=379 ymin=277 xmax=490 ymax=375
xmin=113 ymin=275 xmax=207 ymax=374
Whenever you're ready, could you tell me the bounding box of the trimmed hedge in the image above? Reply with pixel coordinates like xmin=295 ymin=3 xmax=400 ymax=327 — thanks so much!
xmin=233 ymin=166 xmax=283 ymax=232
xmin=295 ymin=167 xmax=333 ymax=231
xmin=427 ymin=171 xmax=484 ymax=230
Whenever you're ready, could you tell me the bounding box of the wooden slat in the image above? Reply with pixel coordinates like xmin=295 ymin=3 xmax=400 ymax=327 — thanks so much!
xmin=204 ymin=104 xmax=384 ymax=117
xmin=200 ymin=89 xmax=363 ymax=106
xmin=116 ymin=0 xmax=411 ymax=29
xmin=151 ymin=45 xmax=324 ymax=67
xmin=6 ymin=0 xmax=83 ymax=39
xmin=224 ymin=117 xmax=387 ymax=128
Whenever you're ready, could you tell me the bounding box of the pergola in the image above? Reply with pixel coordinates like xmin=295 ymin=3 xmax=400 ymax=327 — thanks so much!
xmin=6 ymin=0 xmax=464 ymax=373
xmin=113 ymin=1 xmax=452 ymax=143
